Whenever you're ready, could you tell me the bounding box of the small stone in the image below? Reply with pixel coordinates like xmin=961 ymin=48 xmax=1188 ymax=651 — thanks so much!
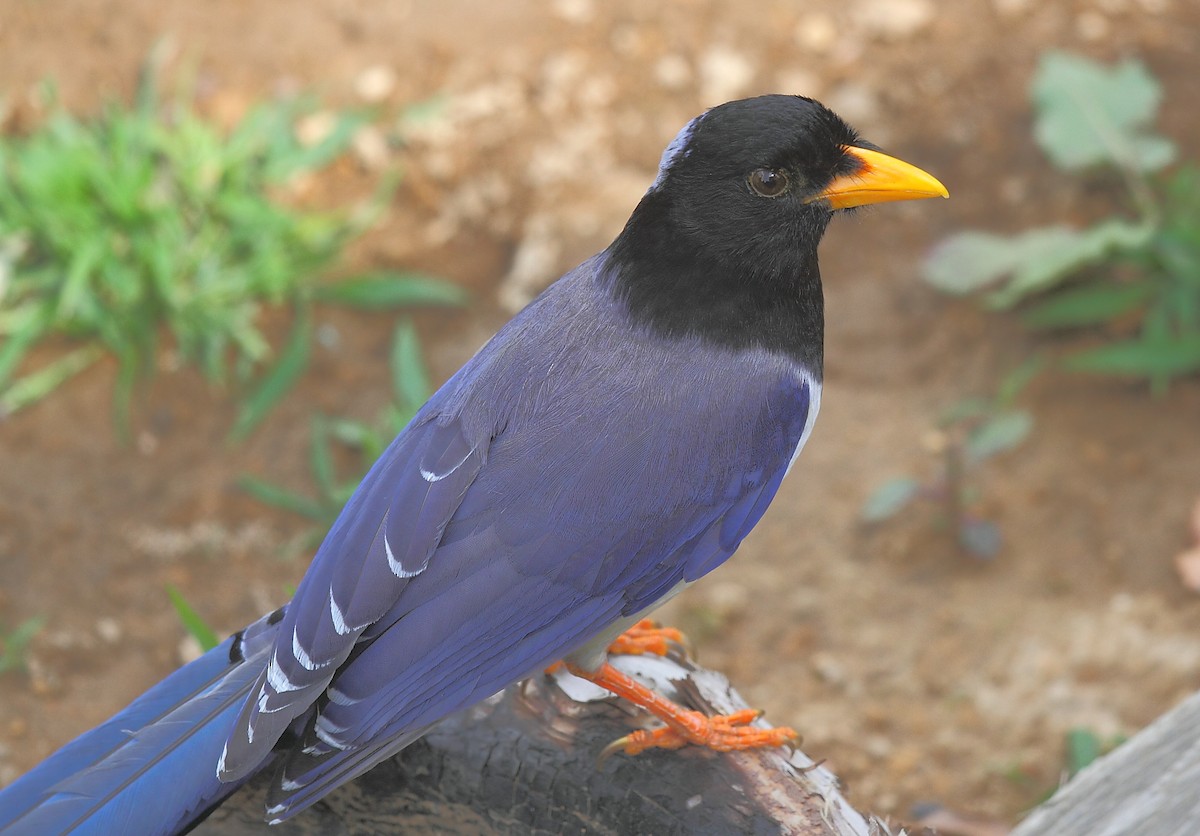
xmin=824 ymin=82 xmax=879 ymax=129
xmin=552 ymin=0 xmax=594 ymax=24
xmin=136 ymin=430 xmax=159 ymax=456
xmin=811 ymin=651 xmax=846 ymax=685
xmin=352 ymin=125 xmax=391 ymax=170
xmin=1175 ymin=547 xmax=1200 ymax=594
xmin=178 ymin=634 xmax=204 ymax=665
xmin=295 ymin=111 xmax=337 ymax=148
xmin=353 ymin=65 xmax=396 ymax=103
xmin=1076 ymin=11 xmax=1110 ymax=40
xmin=853 ymin=0 xmax=935 ymax=40
xmin=699 ymin=45 xmax=756 ymax=104
xmin=795 ymin=13 xmax=838 ymax=53
xmin=775 ymin=68 xmax=822 ymax=99
xmin=992 ymin=0 xmax=1033 ymax=14
xmin=96 ymin=617 xmax=122 ymax=644
xmin=655 ymin=54 xmax=692 ymax=91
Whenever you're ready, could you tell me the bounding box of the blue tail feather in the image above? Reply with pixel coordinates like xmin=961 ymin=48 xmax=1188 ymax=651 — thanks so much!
xmin=0 ymin=610 xmax=283 ymax=836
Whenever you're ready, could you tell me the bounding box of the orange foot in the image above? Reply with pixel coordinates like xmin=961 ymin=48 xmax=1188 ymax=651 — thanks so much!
xmin=545 ymin=619 xmax=690 ymax=676
xmin=607 ymin=618 xmax=689 ymax=658
xmin=565 ymin=661 xmax=798 ymax=758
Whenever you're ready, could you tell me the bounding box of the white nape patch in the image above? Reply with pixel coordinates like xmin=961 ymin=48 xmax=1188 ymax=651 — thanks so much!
xmin=266 ymin=652 xmax=303 ymax=693
xmin=650 ymin=114 xmax=703 ymax=191
xmin=419 ymin=446 xmax=472 ymax=483
xmin=384 ymin=532 xmax=423 ymax=579
xmin=330 ymin=589 xmax=353 ymax=636
xmin=785 ymin=374 xmax=823 ymax=477
xmin=292 ymin=627 xmax=333 ymax=672
xmin=326 ymin=685 xmax=359 ymax=706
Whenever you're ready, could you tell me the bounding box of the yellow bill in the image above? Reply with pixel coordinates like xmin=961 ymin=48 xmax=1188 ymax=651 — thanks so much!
xmin=810 ymin=146 xmax=949 ymax=209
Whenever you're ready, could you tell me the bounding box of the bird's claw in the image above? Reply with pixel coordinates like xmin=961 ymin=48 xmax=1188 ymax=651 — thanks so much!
xmin=600 ymin=708 xmax=798 ymax=762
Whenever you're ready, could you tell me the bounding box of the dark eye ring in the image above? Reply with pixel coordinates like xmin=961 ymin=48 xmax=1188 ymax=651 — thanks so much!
xmin=749 ymin=168 xmax=789 ymax=198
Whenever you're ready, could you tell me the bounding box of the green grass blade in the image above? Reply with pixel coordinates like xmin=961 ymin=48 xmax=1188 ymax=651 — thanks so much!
xmin=237 ymin=475 xmax=331 ymax=522
xmin=309 ymin=415 xmax=337 ymax=501
xmin=1022 ymin=283 xmax=1153 ymax=329
xmin=314 ymin=272 xmax=466 ymax=309
xmin=230 ymin=310 xmax=312 ymax=441
xmin=0 ymin=345 xmax=104 ymax=416
xmin=165 ymin=585 xmax=220 ymax=652
xmin=389 ymin=319 xmax=431 ymax=413
xmin=1063 ymin=335 xmax=1200 ymax=378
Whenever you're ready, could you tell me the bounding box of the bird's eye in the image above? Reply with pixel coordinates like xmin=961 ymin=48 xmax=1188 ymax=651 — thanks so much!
xmin=748 ymin=168 xmax=789 ymax=198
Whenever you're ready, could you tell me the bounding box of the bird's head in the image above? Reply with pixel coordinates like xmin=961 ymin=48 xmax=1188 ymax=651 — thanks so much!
xmin=606 ymin=94 xmax=947 ymax=368
xmin=641 ymin=94 xmax=948 ymax=268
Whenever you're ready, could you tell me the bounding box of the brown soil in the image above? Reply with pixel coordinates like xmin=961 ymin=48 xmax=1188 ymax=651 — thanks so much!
xmin=2 ymin=0 xmax=1199 ymax=829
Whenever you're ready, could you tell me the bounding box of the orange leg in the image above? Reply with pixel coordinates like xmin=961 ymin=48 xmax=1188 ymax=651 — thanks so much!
xmin=565 ymin=660 xmax=798 ymax=757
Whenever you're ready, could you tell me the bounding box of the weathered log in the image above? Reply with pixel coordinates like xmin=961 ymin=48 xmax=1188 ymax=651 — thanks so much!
xmin=1013 ymin=689 xmax=1200 ymax=836
xmin=196 ymin=654 xmax=889 ymax=835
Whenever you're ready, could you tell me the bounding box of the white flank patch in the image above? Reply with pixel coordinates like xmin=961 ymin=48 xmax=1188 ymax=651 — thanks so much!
xmin=785 ymin=374 xmax=823 ymax=477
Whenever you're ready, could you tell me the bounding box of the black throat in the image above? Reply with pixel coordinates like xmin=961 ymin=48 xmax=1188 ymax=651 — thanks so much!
xmin=603 ymin=190 xmax=826 ymax=378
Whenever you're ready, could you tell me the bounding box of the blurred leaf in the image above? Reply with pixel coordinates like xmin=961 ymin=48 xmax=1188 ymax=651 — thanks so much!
xmin=230 ymin=311 xmax=312 ymax=441
xmin=166 ymin=585 xmax=219 ymax=652
xmin=314 ymin=273 xmax=465 ymax=309
xmin=966 ymin=410 xmax=1033 ymax=463
xmin=861 ymin=477 xmax=921 ymax=523
xmin=237 ymin=475 xmax=331 ymax=522
xmin=309 ymin=415 xmax=336 ymax=499
xmin=0 ymin=616 xmax=46 ymax=675
xmin=1065 ymin=728 xmax=1103 ymax=777
xmin=1022 ymin=283 xmax=1153 ymax=329
xmin=390 ymin=319 xmax=431 ymax=414
xmin=922 ymin=222 xmax=1150 ymax=304
xmin=939 ymin=396 xmax=992 ymax=427
xmin=0 ymin=345 xmax=104 ymax=416
xmin=959 ymin=518 xmax=1001 ymax=559
xmin=996 ymin=357 xmax=1046 ymax=406
xmin=1032 ymin=51 xmax=1175 ymax=173
xmin=1063 ymin=335 xmax=1200 ymax=378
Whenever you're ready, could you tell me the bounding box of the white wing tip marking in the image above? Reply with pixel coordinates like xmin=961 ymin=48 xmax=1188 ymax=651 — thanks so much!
xmin=266 ymin=652 xmax=303 ymax=694
xmin=292 ymin=626 xmax=332 ymax=672
xmin=314 ymin=720 xmax=350 ymax=751
xmin=329 ymin=589 xmax=353 ymax=635
xmin=384 ymin=532 xmax=423 ymax=579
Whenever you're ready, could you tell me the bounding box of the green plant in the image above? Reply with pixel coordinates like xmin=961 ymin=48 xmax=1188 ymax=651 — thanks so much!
xmin=0 ymin=615 xmax=45 ymax=675
xmin=861 ymin=362 xmax=1039 ymax=559
xmin=0 ymin=49 xmax=463 ymax=434
xmin=924 ymin=51 xmax=1200 ymax=394
xmin=239 ymin=320 xmax=431 ymax=531
xmin=166 ymin=585 xmax=220 ymax=652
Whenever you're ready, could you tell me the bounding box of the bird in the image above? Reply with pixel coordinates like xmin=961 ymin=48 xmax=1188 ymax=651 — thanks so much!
xmin=0 ymin=94 xmax=946 ymax=834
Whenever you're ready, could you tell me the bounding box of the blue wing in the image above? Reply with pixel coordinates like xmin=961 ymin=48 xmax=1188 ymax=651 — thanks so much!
xmin=0 ymin=258 xmax=817 ymax=832
xmin=242 ymin=264 xmax=818 ymax=819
